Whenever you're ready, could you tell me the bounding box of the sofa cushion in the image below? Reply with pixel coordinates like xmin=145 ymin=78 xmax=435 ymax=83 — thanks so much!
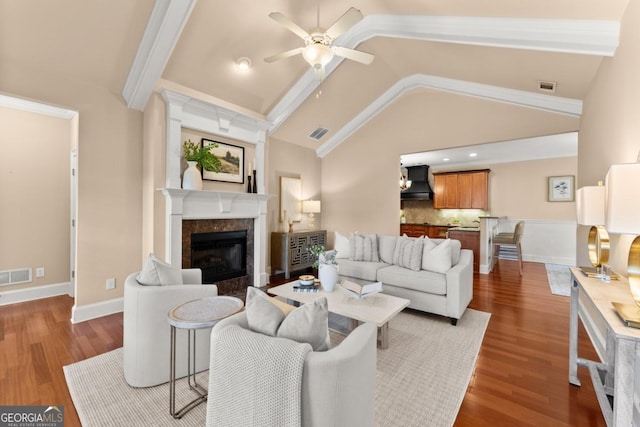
xmin=393 ymin=236 xmax=423 ymax=271
xmin=377 ymin=265 xmax=448 ymax=295
xmin=349 ymin=233 xmax=380 ymax=262
xmin=137 ymin=253 xmax=183 ymax=286
xmin=449 ymin=239 xmax=462 ymax=265
xmin=422 ymin=239 xmax=452 ymax=274
xmin=245 ymin=287 xmax=329 ymax=351
xmin=334 ymin=232 xmax=351 ymax=259
xmin=246 ymin=286 xmax=286 ymax=336
xmin=337 ymin=259 xmax=390 ymax=282
xmin=378 ymin=235 xmax=397 ymax=264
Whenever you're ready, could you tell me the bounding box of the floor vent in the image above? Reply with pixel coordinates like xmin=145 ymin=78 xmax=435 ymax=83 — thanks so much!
xmin=0 ymin=268 xmax=32 ymax=286
xmin=308 ymin=126 xmax=329 ymax=140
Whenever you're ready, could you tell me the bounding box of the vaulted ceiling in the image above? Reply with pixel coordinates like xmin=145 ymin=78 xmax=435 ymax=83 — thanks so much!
xmin=0 ymin=0 xmax=631 ymax=156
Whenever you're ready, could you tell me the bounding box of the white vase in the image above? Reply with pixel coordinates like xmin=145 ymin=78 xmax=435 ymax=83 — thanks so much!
xmin=318 ymin=263 xmax=339 ymax=292
xmin=182 ymin=161 xmax=203 ymax=190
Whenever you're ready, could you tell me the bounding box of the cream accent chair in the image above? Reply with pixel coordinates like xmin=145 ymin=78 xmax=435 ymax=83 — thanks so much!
xmin=123 ymin=269 xmax=218 ymax=387
xmin=492 ymin=221 xmax=526 ymax=275
xmin=209 ymin=311 xmax=377 ymax=426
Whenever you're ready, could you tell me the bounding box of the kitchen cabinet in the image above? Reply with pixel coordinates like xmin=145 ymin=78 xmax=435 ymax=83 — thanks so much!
xmin=433 ymin=174 xmax=458 ymax=208
xmin=433 ymin=170 xmax=489 ymax=210
xmin=448 ymin=229 xmax=480 ymax=272
xmin=400 ymin=224 xmax=450 ymax=238
xmin=400 ymin=224 xmax=426 ymax=237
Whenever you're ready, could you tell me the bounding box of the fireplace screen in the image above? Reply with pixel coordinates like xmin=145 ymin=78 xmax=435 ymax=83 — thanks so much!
xmin=190 ymin=230 xmax=247 ymax=283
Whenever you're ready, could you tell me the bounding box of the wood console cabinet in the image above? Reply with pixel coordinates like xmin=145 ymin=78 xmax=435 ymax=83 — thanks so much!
xmin=448 ymin=230 xmax=479 ymax=272
xmin=433 ymin=170 xmax=489 ymax=210
xmin=271 ymin=230 xmax=326 ymax=279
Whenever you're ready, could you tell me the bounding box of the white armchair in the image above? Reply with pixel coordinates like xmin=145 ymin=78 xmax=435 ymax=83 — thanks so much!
xmin=123 ymin=269 xmax=218 ymax=387
xmin=207 ymin=311 xmax=377 ymax=426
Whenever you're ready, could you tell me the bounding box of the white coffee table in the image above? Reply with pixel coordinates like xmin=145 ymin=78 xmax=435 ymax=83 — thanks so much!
xmin=268 ymin=281 xmax=410 ymax=349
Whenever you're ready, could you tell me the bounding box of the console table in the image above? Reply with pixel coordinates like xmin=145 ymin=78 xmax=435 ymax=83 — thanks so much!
xmin=271 ymin=230 xmax=326 ymax=279
xmin=569 ymin=267 xmax=640 ymax=426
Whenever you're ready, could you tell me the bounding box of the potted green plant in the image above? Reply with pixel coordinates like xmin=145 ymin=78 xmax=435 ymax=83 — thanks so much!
xmin=182 ymin=140 xmax=222 ymax=190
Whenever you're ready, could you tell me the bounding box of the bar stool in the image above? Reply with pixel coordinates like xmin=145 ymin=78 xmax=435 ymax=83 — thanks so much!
xmin=492 ymin=221 xmax=525 ymax=275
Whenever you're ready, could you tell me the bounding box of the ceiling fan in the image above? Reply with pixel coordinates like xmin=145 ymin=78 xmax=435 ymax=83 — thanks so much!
xmin=264 ymin=6 xmax=374 ymax=79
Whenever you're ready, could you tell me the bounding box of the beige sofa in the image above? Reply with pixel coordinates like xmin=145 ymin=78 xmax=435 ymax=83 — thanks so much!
xmin=336 ymin=234 xmax=473 ymax=325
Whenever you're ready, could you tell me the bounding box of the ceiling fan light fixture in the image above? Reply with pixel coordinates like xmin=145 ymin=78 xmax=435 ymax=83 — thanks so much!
xmin=302 ymin=43 xmax=334 ymax=68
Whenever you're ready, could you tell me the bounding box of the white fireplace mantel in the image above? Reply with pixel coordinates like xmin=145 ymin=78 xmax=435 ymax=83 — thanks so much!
xmin=161 ymin=188 xmax=273 ymax=286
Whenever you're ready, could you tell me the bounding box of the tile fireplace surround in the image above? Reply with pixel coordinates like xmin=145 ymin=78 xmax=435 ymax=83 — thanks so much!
xmin=161 ymin=189 xmax=272 ymax=291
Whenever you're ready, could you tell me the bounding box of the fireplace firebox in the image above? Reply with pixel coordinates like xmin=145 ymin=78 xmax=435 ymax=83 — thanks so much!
xmin=190 ymin=230 xmax=247 ymax=283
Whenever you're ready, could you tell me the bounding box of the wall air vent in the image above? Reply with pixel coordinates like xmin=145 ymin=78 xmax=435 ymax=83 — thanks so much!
xmin=308 ymin=126 xmax=330 ymax=141
xmin=537 ymin=80 xmax=556 ymax=93
xmin=0 ymin=268 xmax=32 ymax=286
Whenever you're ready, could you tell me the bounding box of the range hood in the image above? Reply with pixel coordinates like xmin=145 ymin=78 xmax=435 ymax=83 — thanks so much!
xmin=401 ymin=165 xmax=434 ymax=200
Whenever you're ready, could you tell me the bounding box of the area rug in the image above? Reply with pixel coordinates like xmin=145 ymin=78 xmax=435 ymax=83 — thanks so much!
xmin=545 ymin=263 xmax=572 ymax=296
xmin=64 ymin=309 xmax=490 ymax=427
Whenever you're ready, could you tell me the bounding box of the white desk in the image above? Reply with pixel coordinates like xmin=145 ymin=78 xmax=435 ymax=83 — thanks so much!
xmin=569 ymin=268 xmax=640 ymax=426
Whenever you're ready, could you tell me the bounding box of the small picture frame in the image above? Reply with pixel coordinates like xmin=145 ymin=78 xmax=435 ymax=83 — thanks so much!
xmin=548 ymin=175 xmax=575 ymax=202
xmin=201 ymin=139 xmax=244 ymax=184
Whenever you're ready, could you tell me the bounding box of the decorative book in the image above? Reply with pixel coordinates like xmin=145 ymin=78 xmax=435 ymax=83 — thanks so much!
xmin=340 ymin=279 xmax=382 ymax=298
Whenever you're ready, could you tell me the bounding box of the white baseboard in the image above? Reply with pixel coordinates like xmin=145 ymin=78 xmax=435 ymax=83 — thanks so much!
xmin=71 ymin=297 xmax=124 ymax=324
xmin=0 ymin=282 xmax=71 ymax=306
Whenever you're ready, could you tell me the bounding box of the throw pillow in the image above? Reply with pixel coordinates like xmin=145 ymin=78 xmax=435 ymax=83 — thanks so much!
xmin=277 ymin=297 xmax=329 ymax=351
xmin=244 ymin=286 xmax=329 ymax=351
xmin=422 ymin=239 xmax=453 ymax=274
xmin=334 ymin=232 xmax=351 ymax=259
xmin=245 ymin=286 xmax=286 ymax=336
xmin=378 ymin=235 xmax=397 ymax=264
xmin=136 ymin=253 xmax=184 ymax=286
xmin=349 ymin=233 xmax=380 ymax=262
xmin=395 ymin=236 xmax=424 ymax=271
xmin=449 ymin=239 xmax=462 ymax=265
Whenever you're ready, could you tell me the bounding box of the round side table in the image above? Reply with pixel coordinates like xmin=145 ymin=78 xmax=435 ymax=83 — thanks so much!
xmin=167 ymin=295 xmax=243 ymax=419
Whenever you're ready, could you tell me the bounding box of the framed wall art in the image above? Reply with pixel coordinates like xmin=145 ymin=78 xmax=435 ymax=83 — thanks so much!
xmin=201 ymin=138 xmax=244 ymax=184
xmin=548 ymin=175 xmax=575 ymax=202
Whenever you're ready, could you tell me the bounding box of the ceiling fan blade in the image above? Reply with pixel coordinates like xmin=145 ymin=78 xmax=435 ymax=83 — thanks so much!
xmin=332 ymin=46 xmax=374 ymax=65
xmin=264 ymin=47 xmax=304 ymax=63
xmin=314 ymin=66 xmax=326 ymax=80
xmin=325 ymin=7 xmax=363 ymax=39
xmin=268 ymin=12 xmax=310 ymax=40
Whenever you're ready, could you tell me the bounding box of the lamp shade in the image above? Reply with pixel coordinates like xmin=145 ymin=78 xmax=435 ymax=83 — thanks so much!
xmin=605 ymin=163 xmax=640 ymax=234
xmin=302 ymin=200 xmax=321 ymax=214
xmin=576 ymin=185 xmax=605 ymax=225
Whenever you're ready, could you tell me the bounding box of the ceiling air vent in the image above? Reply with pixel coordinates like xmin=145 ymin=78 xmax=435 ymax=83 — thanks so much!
xmin=537 ymin=80 xmax=556 ymax=93
xmin=308 ymin=126 xmax=330 ymax=141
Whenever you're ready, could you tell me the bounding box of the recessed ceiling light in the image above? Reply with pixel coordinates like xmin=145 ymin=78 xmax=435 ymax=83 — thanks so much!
xmin=443 ymin=158 xmax=450 ymax=161
xmin=236 ymin=57 xmax=252 ymax=70
xmin=469 ymin=153 xmax=478 ymax=157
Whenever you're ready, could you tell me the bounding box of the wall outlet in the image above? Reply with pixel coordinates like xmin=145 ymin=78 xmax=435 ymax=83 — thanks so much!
xmin=106 ymin=278 xmax=116 ymax=290
xmin=35 ymin=267 xmax=45 ymax=278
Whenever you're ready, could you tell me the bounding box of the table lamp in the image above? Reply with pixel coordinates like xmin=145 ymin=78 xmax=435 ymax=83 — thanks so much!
xmin=576 ymin=183 xmax=610 ymax=277
xmin=605 ymin=163 xmax=640 ymax=327
xmin=302 ymin=200 xmax=321 ymax=230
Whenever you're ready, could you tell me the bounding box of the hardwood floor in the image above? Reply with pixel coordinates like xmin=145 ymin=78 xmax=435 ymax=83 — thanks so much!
xmin=0 ymin=261 xmax=604 ymax=426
